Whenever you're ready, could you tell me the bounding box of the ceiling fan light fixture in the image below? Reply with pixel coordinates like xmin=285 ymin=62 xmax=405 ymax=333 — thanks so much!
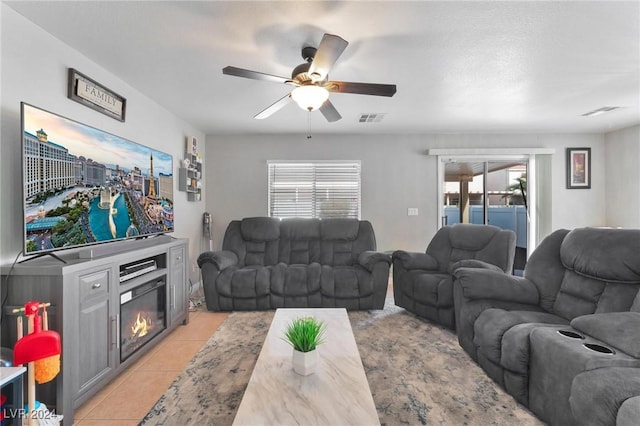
xmin=291 ymin=85 xmax=329 ymax=111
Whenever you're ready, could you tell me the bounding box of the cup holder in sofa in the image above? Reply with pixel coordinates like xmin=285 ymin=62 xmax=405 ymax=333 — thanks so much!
xmin=557 ymin=330 xmax=585 ymax=339
xmin=583 ymin=343 xmax=615 ymax=355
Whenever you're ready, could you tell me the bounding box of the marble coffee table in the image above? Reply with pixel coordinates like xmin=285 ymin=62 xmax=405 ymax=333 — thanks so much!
xmin=232 ymin=308 xmax=380 ymax=426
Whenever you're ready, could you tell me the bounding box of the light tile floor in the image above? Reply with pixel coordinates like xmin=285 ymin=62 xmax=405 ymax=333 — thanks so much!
xmin=74 ymin=308 xmax=228 ymax=426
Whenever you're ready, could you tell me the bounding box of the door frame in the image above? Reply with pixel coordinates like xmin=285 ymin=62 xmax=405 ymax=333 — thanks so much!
xmin=428 ymin=148 xmax=555 ymax=253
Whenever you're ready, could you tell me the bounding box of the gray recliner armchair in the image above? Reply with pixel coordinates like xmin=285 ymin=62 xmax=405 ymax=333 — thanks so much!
xmin=392 ymin=223 xmax=516 ymax=329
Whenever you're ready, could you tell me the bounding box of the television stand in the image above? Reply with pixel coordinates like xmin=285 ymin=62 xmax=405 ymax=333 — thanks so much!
xmin=1 ymin=237 xmax=188 ymax=424
xmin=18 ymin=251 xmax=67 ymax=264
xmin=77 ymin=235 xmax=174 ymax=259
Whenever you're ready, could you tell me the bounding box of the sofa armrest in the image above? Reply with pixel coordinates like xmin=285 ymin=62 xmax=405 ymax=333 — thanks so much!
xmin=392 ymin=250 xmax=438 ymax=271
xmin=570 ymin=367 xmax=640 ymax=426
xmin=197 ymin=250 xmax=239 ymax=271
xmin=571 ymin=312 xmax=640 ymax=358
xmin=449 ymin=259 xmax=504 ymax=274
xmin=618 ymin=396 xmax=640 ymax=426
xmin=454 ymin=267 xmax=539 ymax=304
xmin=358 ymin=251 xmax=391 ymax=272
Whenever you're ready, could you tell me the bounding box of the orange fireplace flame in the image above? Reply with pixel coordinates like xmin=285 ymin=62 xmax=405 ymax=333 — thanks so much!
xmin=131 ymin=312 xmax=153 ymax=338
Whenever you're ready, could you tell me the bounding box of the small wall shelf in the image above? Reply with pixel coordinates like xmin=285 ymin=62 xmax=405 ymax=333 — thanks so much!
xmin=178 ymin=152 xmax=202 ymax=202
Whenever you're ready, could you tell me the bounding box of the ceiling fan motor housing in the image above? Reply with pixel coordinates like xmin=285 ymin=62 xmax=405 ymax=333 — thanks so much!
xmin=291 ymin=62 xmax=311 ymax=81
xmin=301 ymin=46 xmax=317 ymax=62
xmin=293 ymin=46 xmax=325 ymax=82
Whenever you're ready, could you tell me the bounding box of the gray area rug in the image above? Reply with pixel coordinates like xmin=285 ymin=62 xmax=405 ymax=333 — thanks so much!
xmin=141 ymin=302 xmax=542 ymax=426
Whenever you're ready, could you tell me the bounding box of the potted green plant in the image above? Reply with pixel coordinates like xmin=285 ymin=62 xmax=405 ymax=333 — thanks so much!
xmin=282 ymin=316 xmax=326 ymax=376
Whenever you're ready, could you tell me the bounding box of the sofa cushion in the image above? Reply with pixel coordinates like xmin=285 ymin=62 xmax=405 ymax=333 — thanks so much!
xmin=501 ymin=323 xmax=566 ymax=374
xmin=449 ymin=223 xmax=501 ymax=251
xmin=553 ymin=275 xmax=640 ymax=320
xmin=560 ymin=227 xmax=640 ymax=284
xmin=553 ymin=270 xmax=605 ymax=320
xmin=240 ymin=217 xmax=281 ymax=241
xmin=320 ymin=218 xmax=359 ymax=240
xmin=279 ymin=219 xmax=321 ymax=265
xmin=618 ymin=396 xmax=640 ymax=426
xmin=320 ymin=265 xmax=374 ymax=299
xmin=230 ymin=218 xmax=279 ymax=266
xmin=280 ymin=239 xmax=320 ymax=265
xmin=271 ymin=263 xmax=321 ymax=297
xmin=595 ymin=283 xmax=640 ymax=313
xmin=393 ymin=251 xmax=438 ymax=270
xmin=570 ymin=368 xmax=640 ymax=426
xmin=281 ymin=218 xmax=321 ymax=239
xmin=400 ymin=272 xmax=452 ymax=307
xmin=270 ymin=263 xmax=322 ymax=308
xmin=474 ymin=308 xmax=567 ymax=364
xmin=321 ymin=240 xmax=355 ymax=266
xmin=571 ymin=312 xmax=640 ymax=358
xmin=318 ymin=219 xmax=362 ymax=266
xmin=523 ymin=229 xmax=570 ymax=312
xmin=449 ymin=259 xmax=504 ymax=274
xmin=216 ymin=266 xmax=271 ymax=299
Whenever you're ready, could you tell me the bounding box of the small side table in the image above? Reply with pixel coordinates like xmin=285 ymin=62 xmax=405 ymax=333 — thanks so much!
xmin=1 ymin=366 xmax=27 ymax=424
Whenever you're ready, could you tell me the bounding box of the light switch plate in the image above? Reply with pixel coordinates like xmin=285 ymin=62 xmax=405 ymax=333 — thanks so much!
xmin=408 ymin=208 xmax=419 ymax=216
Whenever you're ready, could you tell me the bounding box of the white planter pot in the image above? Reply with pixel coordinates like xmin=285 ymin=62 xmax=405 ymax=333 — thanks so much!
xmin=292 ymin=349 xmax=318 ymax=376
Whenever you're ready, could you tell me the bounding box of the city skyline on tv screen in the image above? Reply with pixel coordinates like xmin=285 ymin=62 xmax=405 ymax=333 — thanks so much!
xmin=22 ymin=103 xmax=174 ymax=254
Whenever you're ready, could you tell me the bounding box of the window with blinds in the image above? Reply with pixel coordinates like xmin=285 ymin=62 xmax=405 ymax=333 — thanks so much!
xmin=268 ymin=161 xmax=361 ymax=219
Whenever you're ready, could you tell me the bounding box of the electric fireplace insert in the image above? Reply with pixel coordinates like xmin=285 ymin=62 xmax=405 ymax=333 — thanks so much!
xmin=120 ymin=277 xmax=167 ymax=361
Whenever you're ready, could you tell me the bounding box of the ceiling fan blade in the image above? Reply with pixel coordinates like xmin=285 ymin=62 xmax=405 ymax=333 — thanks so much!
xmin=319 ymin=100 xmax=342 ymax=122
xmin=223 ymin=66 xmax=289 ymax=84
xmin=308 ymin=34 xmax=348 ymax=82
xmin=254 ymin=93 xmax=292 ymax=119
xmin=325 ymin=81 xmax=397 ymax=97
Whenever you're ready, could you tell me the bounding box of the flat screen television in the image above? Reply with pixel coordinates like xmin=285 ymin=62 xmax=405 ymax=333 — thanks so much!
xmin=21 ymin=102 xmax=174 ymax=256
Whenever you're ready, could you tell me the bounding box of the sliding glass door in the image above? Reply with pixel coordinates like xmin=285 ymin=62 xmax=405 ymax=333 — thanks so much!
xmin=441 ymin=158 xmax=529 ymax=274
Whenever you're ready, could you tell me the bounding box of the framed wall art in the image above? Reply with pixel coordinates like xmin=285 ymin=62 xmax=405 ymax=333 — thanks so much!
xmin=68 ymin=68 xmax=126 ymax=121
xmin=566 ymin=147 xmax=591 ymax=189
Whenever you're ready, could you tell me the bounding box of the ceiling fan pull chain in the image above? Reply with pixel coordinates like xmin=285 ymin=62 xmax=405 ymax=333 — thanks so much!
xmin=307 ymin=110 xmax=312 ymax=140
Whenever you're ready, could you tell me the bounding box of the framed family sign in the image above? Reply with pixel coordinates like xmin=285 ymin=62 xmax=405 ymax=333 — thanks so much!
xmin=68 ymin=68 xmax=127 ymax=121
xmin=566 ymin=147 xmax=591 ymax=189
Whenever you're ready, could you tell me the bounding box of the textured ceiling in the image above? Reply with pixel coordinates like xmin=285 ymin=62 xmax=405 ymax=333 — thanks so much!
xmin=6 ymin=1 xmax=640 ymax=135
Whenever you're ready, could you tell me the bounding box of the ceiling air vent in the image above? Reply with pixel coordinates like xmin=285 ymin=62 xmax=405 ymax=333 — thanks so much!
xmin=582 ymin=106 xmax=620 ymax=117
xmin=358 ymin=113 xmax=386 ymax=123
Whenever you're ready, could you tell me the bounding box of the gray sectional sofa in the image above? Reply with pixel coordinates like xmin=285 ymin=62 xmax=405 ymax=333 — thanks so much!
xmin=452 ymin=227 xmax=640 ymax=426
xmin=197 ymin=217 xmax=391 ymax=311
xmin=199 ymin=220 xmax=640 ymax=425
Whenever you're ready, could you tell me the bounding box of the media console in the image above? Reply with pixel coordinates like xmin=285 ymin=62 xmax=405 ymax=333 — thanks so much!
xmin=0 ymin=236 xmax=188 ymax=424
xmin=119 ymin=258 xmax=158 ymax=282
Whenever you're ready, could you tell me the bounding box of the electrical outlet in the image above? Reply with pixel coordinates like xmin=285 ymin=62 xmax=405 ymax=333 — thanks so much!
xmin=408 ymin=208 xmax=419 ymax=216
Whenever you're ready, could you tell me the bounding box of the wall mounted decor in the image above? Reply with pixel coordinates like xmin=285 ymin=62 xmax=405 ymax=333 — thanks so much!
xmin=178 ymin=136 xmax=202 ymax=201
xmin=68 ymin=68 xmax=127 ymax=121
xmin=566 ymin=147 xmax=591 ymax=189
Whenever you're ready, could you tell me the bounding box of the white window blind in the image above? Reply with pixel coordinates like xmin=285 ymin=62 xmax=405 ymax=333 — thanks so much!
xmin=268 ymin=161 xmax=361 ymax=219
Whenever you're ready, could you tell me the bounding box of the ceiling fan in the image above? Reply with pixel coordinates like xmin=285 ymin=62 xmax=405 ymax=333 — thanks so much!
xmin=223 ymin=33 xmax=397 ymax=122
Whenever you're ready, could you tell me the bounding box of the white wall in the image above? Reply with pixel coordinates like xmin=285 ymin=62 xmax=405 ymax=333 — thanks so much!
xmin=605 ymin=125 xmax=640 ymax=228
xmin=205 ymin=132 xmax=606 ymax=253
xmin=0 ymin=5 xmax=206 ymax=281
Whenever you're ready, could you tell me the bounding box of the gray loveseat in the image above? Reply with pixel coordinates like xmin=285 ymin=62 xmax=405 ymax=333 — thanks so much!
xmin=453 ymin=227 xmax=640 ymax=426
xmin=197 ymin=217 xmax=391 ymax=311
